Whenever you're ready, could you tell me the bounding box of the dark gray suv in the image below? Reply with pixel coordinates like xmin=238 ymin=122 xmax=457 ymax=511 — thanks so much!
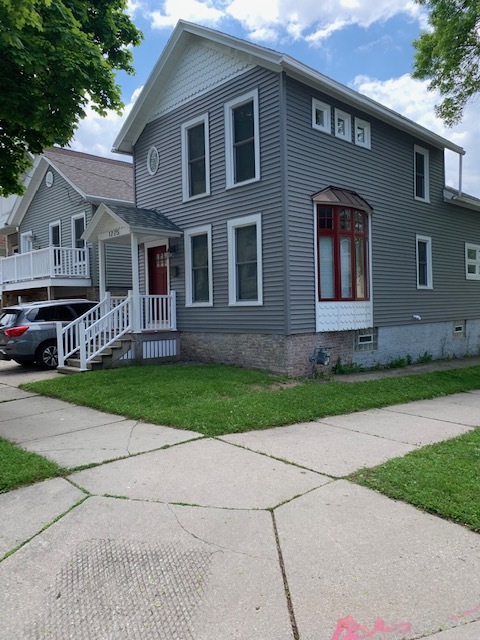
xmin=0 ymin=299 xmax=96 ymax=369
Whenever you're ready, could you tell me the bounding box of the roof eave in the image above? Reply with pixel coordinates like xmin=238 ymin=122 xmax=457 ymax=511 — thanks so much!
xmin=282 ymin=57 xmax=464 ymax=154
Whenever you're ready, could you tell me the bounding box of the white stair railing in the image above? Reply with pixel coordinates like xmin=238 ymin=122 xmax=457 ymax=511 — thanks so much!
xmin=57 ymin=293 xmax=132 ymax=370
xmin=56 ymin=291 xmax=176 ymax=371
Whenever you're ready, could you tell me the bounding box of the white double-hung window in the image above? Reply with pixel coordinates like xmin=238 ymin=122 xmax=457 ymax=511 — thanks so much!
xmin=225 ymin=89 xmax=260 ymax=188
xmin=465 ymin=243 xmax=480 ymax=280
xmin=227 ymin=213 xmax=263 ymax=305
xmin=184 ymin=225 xmax=213 ymax=306
xmin=414 ymin=145 xmax=430 ymax=202
xmin=416 ymin=235 xmax=433 ymax=289
xmin=181 ymin=114 xmax=210 ymax=201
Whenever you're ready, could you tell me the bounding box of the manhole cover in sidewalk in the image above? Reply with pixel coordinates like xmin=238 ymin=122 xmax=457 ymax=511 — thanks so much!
xmin=26 ymin=539 xmax=212 ymax=639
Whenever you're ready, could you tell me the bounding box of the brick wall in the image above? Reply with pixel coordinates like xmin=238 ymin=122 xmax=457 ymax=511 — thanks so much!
xmin=179 ymin=330 xmax=357 ymax=376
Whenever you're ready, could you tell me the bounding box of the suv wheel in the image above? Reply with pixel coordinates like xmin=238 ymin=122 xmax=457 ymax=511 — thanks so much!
xmin=35 ymin=340 xmax=58 ymax=369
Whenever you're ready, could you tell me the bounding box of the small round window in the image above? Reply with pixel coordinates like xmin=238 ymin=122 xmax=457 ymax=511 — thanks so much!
xmin=45 ymin=171 xmax=54 ymax=187
xmin=147 ymin=146 xmax=159 ymax=176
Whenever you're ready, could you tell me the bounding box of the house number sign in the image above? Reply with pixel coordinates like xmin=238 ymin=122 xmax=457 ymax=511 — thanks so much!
xmin=108 ymin=227 xmax=121 ymax=238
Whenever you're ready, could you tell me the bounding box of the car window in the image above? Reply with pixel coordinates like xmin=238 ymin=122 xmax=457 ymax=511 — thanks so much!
xmin=28 ymin=307 xmax=56 ymax=322
xmin=53 ymin=305 xmax=76 ymax=321
xmin=70 ymin=303 xmax=96 ymax=318
xmin=0 ymin=311 xmax=19 ymax=328
xmin=26 ymin=306 xmax=75 ymax=322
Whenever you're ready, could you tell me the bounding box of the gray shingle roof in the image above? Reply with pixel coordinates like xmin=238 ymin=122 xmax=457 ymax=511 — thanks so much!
xmin=107 ymin=204 xmax=182 ymax=234
xmin=44 ymin=148 xmax=133 ymax=202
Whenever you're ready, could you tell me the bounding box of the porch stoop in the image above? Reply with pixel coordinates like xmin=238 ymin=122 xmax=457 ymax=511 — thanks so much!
xmin=57 ymin=336 xmax=134 ymax=374
xmin=57 ymin=332 xmax=180 ymax=374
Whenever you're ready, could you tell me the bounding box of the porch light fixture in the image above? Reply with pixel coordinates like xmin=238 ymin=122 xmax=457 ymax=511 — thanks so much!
xmin=163 ymin=244 xmax=177 ymax=261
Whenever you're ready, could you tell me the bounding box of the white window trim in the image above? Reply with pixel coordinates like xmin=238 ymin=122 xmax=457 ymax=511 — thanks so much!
xmin=147 ymin=146 xmax=159 ymax=176
xmin=416 ymin=234 xmax=433 ymax=289
xmin=49 ymin=220 xmax=61 ymax=246
xmin=224 ymin=89 xmax=260 ymax=189
xmin=181 ymin=113 xmax=211 ymax=202
xmin=354 ymin=117 xmax=371 ymax=149
xmin=465 ymin=242 xmax=480 ymax=280
xmin=20 ymin=231 xmax=33 ymax=253
xmin=227 ymin=213 xmax=263 ymax=306
xmin=71 ymin=212 xmax=86 ymax=249
xmin=312 ymin=99 xmax=331 ymax=134
xmin=414 ymin=145 xmax=430 ymax=202
xmin=184 ymin=224 xmax=213 ymax=307
xmin=334 ymin=108 xmax=352 ymax=142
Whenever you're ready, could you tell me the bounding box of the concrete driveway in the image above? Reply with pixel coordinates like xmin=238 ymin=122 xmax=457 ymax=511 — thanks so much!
xmin=0 ymin=360 xmax=479 ymax=640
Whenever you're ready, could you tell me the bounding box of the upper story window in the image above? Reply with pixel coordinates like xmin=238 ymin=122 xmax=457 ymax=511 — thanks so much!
xmin=414 ymin=145 xmax=430 ymax=202
xmin=465 ymin=243 xmax=480 ymax=280
xmin=181 ymin=114 xmax=210 ymax=201
xmin=225 ymin=89 xmax=260 ymax=188
xmin=317 ymin=205 xmax=369 ymax=301
xmin=184 ymin=225 xmax=213 ymax=306
xmin=49 ymin=220 xmax=61 ymax=247
xmin=312 ymin=99 xmax=331 ymax=134
xmin=416 ymin=235 xmax=433 ymax=289
xmin=334 ymin=109 xmax=352 ymax=142
xmin=20 ymin=231 xmax=33 ymax=253
xmin=147 ymin=146 xmax=159 ymax=176
xmin=355 ymin=118 xmax=371 ymax=149
xmin=72 ymin=213 xmax=86 ymax=250
xmin=227 ymin=213 xmax=263 ymax=305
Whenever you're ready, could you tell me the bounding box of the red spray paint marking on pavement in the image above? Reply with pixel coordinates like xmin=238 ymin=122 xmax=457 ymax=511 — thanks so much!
xmin=450 ymin=602 xmax=480 ymax=621
xmin=331 ymin=615 xmax=413 ymax=640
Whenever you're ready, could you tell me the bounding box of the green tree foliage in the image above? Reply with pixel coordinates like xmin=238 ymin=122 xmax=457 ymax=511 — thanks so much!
xmin=0 ymin=0 xmax=142 ymax=196
xmin=413 ymin=0 xmax=480 ymax=126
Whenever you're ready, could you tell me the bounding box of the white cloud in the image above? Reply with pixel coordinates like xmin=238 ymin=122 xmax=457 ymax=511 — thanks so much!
xmin=68 ymin=88 xmax=142 ymax=160
xmin=149 ymin=0 xmax=223 ymax=29
xmin=140 ymin=0 xmax=426 ymax=42
xmin=226 ymin=0 xmax=424 ymax=43
xmin=352 ymin=74 xmax=480 ymax=197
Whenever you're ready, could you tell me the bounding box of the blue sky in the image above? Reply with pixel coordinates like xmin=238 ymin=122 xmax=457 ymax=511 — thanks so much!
xmin=71 ymin=0 xmax=479 ymax=196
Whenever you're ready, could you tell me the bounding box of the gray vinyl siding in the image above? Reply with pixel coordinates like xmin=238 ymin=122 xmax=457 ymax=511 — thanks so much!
xmin=134 ymin=67 xmax=286 ymax=334
xmin=285 ymin=77 xmax=480 ymax=331
xmin=105 ymin=244 xmax=132 ymax=291
xmin=19 ymin=170 xmax=98 ymax=286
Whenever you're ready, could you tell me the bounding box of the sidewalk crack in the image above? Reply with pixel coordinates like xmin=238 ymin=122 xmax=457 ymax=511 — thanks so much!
xmin=167 ymin=504 xmax=262 ymax=559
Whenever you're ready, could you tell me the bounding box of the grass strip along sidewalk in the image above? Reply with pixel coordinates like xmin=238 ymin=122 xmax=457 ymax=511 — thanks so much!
xmin=0 ymin=437 xmax=65 ymax=493
xmin=20 ymin=363 xmax=480 ymax=436
xmin=350 ymin=428 xmax=480 ymax=532
xmin=2 ymin=364 xmax=478 ymax=532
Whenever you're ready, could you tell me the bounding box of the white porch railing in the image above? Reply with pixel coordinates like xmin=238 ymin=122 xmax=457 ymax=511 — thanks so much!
xmin=57 ymin=291 xmax=177 ymax=370
xmin=140 ymin=292 xmax=177 ymax=331
xmin=0 ymin=247 xmax=89 ymax=284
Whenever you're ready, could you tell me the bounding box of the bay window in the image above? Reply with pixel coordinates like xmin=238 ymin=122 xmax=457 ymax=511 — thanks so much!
xmin=317 ymin=205 xmax=369 ymax=301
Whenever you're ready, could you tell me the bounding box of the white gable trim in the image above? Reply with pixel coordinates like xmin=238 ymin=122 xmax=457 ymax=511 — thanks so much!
xmin=10 ymin=155 xmax=88 ymax=228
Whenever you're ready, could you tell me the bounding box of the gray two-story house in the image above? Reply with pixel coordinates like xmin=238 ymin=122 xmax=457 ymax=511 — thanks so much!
xmin=78 ymin=20 xmax=480 ymax=375
xmin=0 ymin=148 xmax=133 ymax=306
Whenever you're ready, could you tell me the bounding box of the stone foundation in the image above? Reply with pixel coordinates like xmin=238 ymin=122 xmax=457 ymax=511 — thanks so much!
xmin=179 ymin=320 xmax=480 ymax=376
xmin=179 ymin=331 xmax=353 ymax=376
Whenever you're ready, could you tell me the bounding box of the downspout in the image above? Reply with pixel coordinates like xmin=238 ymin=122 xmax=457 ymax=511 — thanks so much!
xmin=458 ymin=152 xmax=463 ymax=199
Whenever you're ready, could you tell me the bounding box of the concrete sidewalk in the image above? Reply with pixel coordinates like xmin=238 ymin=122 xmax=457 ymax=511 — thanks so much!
xmin=0 ymin=360 xmax=479 ymax=639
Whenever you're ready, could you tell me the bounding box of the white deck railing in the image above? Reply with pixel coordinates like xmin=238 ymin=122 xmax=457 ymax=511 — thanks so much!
xmin=57 ymin=291 xmax=177 ymax=370
xmin=140 ymin=292 xmax=176 ymax=331
xmin=0 ymin=247 xmax=89 ymax=284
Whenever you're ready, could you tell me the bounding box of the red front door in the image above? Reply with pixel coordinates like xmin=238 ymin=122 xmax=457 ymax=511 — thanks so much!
xmin=148 ymin=245 xmax=168 ymax=295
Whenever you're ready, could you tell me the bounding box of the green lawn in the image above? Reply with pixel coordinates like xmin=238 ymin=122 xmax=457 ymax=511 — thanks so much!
xmin=350 ymin=428 xmax=480 ymax=532
xmin=21 ymin=363 xmax=480 ymax=437
xmin=0 ymin=437 xmax=65 ymax=493
xmin=6 ymin=364 xmax=480 ymax=530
